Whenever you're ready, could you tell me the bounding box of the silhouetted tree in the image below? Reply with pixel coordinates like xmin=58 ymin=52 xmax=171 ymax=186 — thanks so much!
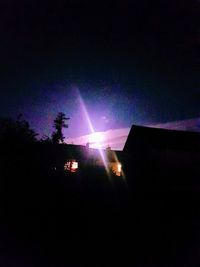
xmin=0 ymin=115 xmax=38 ymax=144
xmin=52 ymin=112 xmax=70 ymax=144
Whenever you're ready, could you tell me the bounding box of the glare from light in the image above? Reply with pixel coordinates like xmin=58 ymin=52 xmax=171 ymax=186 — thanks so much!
xmin=117 ymin=163 xmax=122 ymax=173
xmin=111 ymin=151 xmax=127 ymax=182
xmin=64 ymin=160 xmax=78 ymax=172
xmin=77 ymin=89 xmax=110 ymax=174
xmin=71 ymin=161 xmax=78 ymax=170
xmin=89 ymin=132 xmax=104 ymax=147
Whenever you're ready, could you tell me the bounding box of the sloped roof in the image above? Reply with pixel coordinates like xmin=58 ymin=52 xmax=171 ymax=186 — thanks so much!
xmin=149 ymin=118 xmax=200 ymax=132
xmin=123 ymin=125 xmax=200 ymax=152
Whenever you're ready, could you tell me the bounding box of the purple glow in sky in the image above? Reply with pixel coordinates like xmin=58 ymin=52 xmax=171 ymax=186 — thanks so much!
xmin=15 ymin=82 xmax=200 ymax=151
xmin=67 ymin=118 xmax=200 ymax=150
xmin=0 ymin=0 xmax=198 ymax=151
xmin=20 ymin=83 xmax=146 ymax=140
xmin=67 ymin=128 xmax=130 ymax=150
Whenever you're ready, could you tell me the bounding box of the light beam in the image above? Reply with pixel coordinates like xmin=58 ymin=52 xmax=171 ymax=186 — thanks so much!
xmin=76 ymin=89 xmax=110 ymax=174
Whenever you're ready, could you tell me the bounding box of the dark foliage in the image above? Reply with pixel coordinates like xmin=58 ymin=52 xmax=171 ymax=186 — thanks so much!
xmin=0 ymin=116 xmax=38 ymax=144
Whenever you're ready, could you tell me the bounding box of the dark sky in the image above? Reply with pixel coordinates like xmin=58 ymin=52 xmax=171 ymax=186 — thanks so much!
xmin=0 ymin=0 xmax=199 ymax=138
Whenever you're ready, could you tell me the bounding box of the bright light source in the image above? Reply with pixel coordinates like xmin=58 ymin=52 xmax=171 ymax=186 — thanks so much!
xmin=117 ymin=163 xmax=122 ymax=173
xmin=71 ymin=161 xmax=78 ymax=171
xmin=64 ymin=160 xmax=78 ymax=173
xmin=89 ymin=132 xmax=104 ymax=146
xmin=109 ymin=162 xmax=122 ymax=176
xmin=77 ymin=89 xmax=109 ymax=174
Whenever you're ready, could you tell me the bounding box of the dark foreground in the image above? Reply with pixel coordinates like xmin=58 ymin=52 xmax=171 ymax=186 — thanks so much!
xmin=1 ymin=144 xmax=200 ymax=266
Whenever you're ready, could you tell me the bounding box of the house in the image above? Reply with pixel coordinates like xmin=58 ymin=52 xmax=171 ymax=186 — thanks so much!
xmin=123 ymin=124 xmax=200 ymax=152
xmin=49 ymin=143 xmax=123 ymax=176
xmin=123 ymin=125 xmax=200 ymax=188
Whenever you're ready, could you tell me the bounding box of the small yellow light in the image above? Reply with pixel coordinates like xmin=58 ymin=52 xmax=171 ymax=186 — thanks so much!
xmin=117 ymin=163 xmax=122 ymax=173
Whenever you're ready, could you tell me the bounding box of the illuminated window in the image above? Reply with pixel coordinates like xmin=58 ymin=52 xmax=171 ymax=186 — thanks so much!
xmin=64 ymin=161 xmax=71 ymax=171
xmin=117 ymin=163 xmax=122 ymax=173
xmin=71 ymin=161 xmax=78 ymax=172
xmin=64 ymin=160 xmax=78 ymax=173
xmin=110 ymin=162 xmax=122 ymax=176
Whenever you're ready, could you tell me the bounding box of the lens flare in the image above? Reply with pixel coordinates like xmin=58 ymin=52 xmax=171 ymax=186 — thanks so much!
xmin=89 ymin=132 xmax=104 ymax=148
xmin=76 ymin=89 xmax=110 ymax=174
xmin=110 ymin=150 xmax=126 ymax=182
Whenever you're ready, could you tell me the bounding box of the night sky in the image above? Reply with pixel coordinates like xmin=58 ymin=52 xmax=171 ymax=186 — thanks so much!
xmin=0 ymin=0 xmax=199 ymax=143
